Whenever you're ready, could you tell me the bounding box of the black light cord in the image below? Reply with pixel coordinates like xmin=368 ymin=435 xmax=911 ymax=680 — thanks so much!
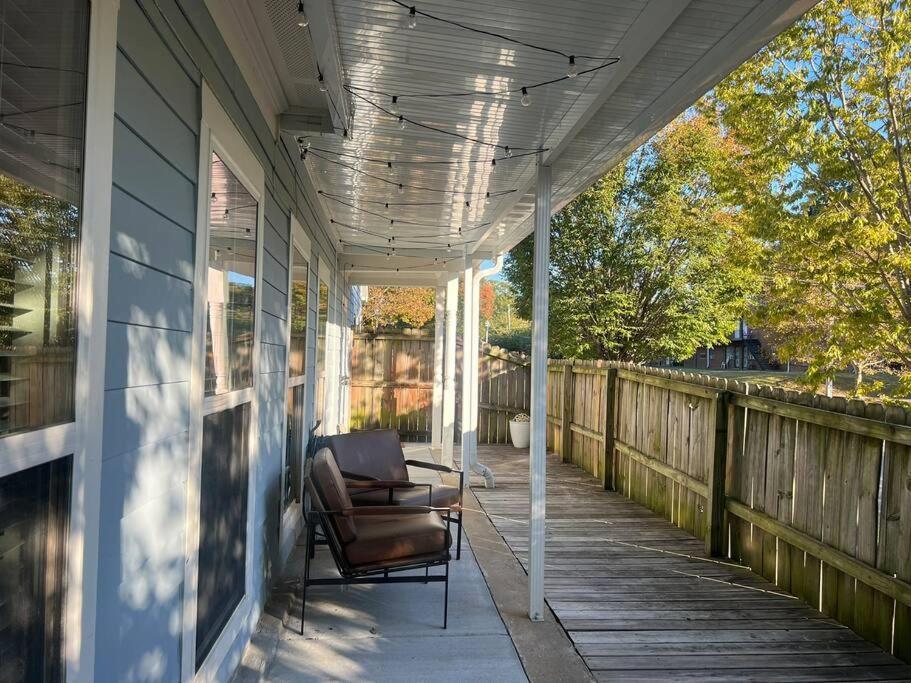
xmin=297 ymin=140 xmax=539 ymax=168
xmin=319 ymin=191 xmax=491 ymax=232
xmin=306 ymin=147 xmax=519 ymax=196
xmin=340 ymin=240 xmax=466 ymax=266
xmin=346 ymin=60 xmax=620 ymax=101
xmin=345 ymin=86 xmax=545 ymax=153
xmin=318 ymin=190 xmax=498 ymax=208
xmin=332 ymin=219 xmax=478 ymax=247
xmin=387 ymin=0 xmax=617 ymax=62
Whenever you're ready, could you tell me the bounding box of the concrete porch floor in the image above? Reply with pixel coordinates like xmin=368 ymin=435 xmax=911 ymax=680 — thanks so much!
xmin=232 ymin=444 xmax=531 ymax=682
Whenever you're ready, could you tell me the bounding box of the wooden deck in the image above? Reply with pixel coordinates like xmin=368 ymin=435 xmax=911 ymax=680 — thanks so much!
xmin=470 ymin=445 xmax=911 ymax=683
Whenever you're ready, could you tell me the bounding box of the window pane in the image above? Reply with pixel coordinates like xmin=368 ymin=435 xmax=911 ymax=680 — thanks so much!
xmin=0 ymin=456 xmax=71 ymax=682
xmin=283 ymin=384 xmax=305 ymax=510
xmin=205 ymin=153 xmax=257 ymax=396
xmin=314 ymin=281 xmax=329 ymax=428
xmin=288 ymin=248 xmax=307 ymax=377
xmin=196 ymin=402 xmax=249 ymax=669
xmin=0 ymin=1 xmax=90 ymax=436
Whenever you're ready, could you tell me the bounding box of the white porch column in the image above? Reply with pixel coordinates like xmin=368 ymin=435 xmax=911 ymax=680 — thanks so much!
xmin=529 ymin=158 xmax=552 ymax=621
xmin=441 ymin=274 xmax=459 ymax=468
xmin=460 ymin=255 xmax=474 ymax=474
xmin=431 ymin=285 xmax=445 ymax=446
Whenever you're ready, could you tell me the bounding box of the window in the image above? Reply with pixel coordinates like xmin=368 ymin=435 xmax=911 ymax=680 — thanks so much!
xmin=288 ymin=247 xmax=308 ymax=377
xmin=314 ymin=279 xmax=329 ymax=430
xmin=0 ymin=1 xmax=90 ymax=437
xmin=283 ymin=245 xmax=308 ymax=510
xmin=195 ymin=403 xmax=249 ymax=669
xmin=0 ymin=457 xmax=71 ymax=682
xmin=204 ymin=153 xmax=258 ymax=396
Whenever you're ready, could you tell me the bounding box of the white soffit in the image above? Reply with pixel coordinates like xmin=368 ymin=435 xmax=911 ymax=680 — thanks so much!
xmin=257 ymin=0 xmax=820 ymax=282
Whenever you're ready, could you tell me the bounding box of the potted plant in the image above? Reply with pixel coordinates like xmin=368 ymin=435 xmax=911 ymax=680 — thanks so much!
xmin=509 ymin=413 xmax=531 ymax=449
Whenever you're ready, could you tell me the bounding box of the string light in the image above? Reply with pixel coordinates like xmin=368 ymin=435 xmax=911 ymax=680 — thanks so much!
xmin=520 ymin=87 xmax=531 ymax=107
xmin=390 ymin=96 xmax=400 ymax=116
xmin=407 ymin=6 xmax=417 ymax=29
xmin=296 ymin=138 xmax=537 ymax=168
xmin=319 ymin=193 xmax=493 ymax=232
xmin=306 ymin=149 xmax=516 ymax=196
xmin=345 ymin=86 xmax=544 ymax=153
xmin=318 ymin=73 xmax=327 ymax=92
xmin=297 ymin=1 xmax=309 ymax=27
xmin=567 ymin=56 xmax=578 ymax=78
xmin=399 ymin=115 xmax=406 ymax=130
xmin=388 ymin=0 xmax=617 ymax=62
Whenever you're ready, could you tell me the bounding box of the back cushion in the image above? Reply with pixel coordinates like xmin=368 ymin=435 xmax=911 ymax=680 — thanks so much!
xmin=326 ymin=429 xmax=409 ymax=482
xmin=311 ymin=449 xmax=357 ymax=543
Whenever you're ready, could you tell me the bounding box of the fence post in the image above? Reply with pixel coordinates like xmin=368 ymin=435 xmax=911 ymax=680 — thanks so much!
xmin=602 ymin=367 xmax=617 ymax=490
xmin=560 ymin=361 xmax=574 ymax=463
xmin=705 ymin=390 xmax=730 ymax=557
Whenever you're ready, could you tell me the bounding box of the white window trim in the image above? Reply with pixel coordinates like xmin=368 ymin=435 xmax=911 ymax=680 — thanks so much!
xmin=0 ymin=1 xmax=117 ymax=680
xmin=182 ymin=82 xmax=265 ymax=683
xmin=278 ymin=215 xmax=311 ymax=559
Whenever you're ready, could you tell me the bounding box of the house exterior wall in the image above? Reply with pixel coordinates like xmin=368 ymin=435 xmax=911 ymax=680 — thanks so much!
xmin=87 ymin=1 xmax=355 ymax=680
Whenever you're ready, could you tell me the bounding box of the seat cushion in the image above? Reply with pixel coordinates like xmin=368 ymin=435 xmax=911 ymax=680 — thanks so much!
xmin=348 ymin=483 xmax=460 ymax=509
xmin=344 ymin=512 xmax=451 ymax=567
xmin=326 ymin=429 xmax=409 ymax=482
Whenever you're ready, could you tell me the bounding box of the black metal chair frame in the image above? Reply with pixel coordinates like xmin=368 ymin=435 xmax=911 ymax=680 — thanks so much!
xmin=299 ymin=480 xmax=453 ymax=635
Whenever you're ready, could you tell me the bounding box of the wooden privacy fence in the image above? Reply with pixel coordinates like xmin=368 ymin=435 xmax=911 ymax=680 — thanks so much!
xmin=348 ymin=331 xmax=530 ymax=442
xmin=547 ymin=360 xmax=911 ymax=663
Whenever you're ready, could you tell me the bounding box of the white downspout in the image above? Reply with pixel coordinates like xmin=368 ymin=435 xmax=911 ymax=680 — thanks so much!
xmin=468 ymin=254 xmax=504 ymax=488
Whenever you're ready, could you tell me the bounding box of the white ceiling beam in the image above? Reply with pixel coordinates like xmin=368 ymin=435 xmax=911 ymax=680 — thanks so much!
xmin=307 ymin=0 xmax=351 ymax=133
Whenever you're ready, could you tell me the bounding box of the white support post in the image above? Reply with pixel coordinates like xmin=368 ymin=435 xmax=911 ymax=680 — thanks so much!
xmin=460 ymin=255 xmax=474 ymax=475
xmin=529 ymin=158 xmax=552 ymax=621
xmin=431 ymin=285 xmax=445 ymax=446
xmin=442 ymin=275 xmax=459 ymax=468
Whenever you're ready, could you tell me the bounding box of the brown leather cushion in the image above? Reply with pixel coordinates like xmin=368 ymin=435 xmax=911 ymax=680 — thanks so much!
xmin=349 ymin=483 xmax=460 ymax=509
xmin=344 ymin=512 xmax=450 ymax=567
xmin=310 ymin=448 xmax=357 ymax=543
xmin=326 ymin=429 xmax=409 ymax=482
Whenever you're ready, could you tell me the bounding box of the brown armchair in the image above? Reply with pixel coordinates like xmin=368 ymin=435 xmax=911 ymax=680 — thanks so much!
xmin=325 ymin=429 xmax=464 ymax=559
xmin=299 ymin=448 xmax=452 ymax=634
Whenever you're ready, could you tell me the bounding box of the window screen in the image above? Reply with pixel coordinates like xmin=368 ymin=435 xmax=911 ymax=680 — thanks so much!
xmin=195 ymin=402 xmax=249 ymax=669
xmin=0 ymin=456 xmax=71 ymax=682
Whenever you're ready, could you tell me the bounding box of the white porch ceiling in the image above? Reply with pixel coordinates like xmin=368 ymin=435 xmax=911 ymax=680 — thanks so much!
xmin=246 ymin=0 xmax=819 ymax=284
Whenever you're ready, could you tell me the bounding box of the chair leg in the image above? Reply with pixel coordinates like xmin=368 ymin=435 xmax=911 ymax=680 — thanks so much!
xmin=443 ymin=561 xmax=449 ymax=629
xmin=456 ymin=509 xmax=463 ymax=560
xmin=300 ymin=524 xmax=314 ymax=636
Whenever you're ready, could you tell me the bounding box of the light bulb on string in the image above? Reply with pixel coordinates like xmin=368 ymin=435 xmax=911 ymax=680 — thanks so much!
xmin=520 ymin=87 xmax=531 ymax=107
xmin=407 ymin=6 xmax=417 ymax=29
xmin=398 ymin=184 xmax=405 ymax=195
xmin=299 ymin=137 xmax=311 ymax=150
xmin=399 ymin=116 xmax=406 ymax=130
xmin=297 ymin=1 xmax=309 ymax=27
xmin=567 ymin=56 xmax=578 ymax=78
xmin=390 ymin=96 xmax=400 ymax=116
xmin=318 ymin=73 xmax=328 ymax=92
xmin=504 ymin=146 xmax=512 ymax=158
xmin=491 ymin=158 xmax=497 ymax=167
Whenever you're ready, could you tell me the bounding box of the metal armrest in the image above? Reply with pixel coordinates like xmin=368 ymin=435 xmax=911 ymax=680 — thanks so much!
xmin=404 ymin=459 xmax=459 ymax=474
xmin=346 ymin=479 xmax=416 ymax=489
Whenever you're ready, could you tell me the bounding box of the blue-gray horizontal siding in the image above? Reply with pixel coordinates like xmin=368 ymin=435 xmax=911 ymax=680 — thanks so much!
xmin=96 ymin=1 xmax=199 ymax=680
xmin=96 ymin=0 xmax=349 ymax=679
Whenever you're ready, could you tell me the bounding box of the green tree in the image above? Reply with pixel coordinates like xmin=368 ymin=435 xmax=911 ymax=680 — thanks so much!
xmin=361 ymin=286 xmax=436 ymax=332
xmin=705 ymin=0 xmax=911 ymax=391
xmin=505 ymin=116 xmax=756 ymax=361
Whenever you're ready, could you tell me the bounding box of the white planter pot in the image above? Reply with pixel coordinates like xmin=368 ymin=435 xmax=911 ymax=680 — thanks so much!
xmin=509 ymin=419 xmax=531 ymax=449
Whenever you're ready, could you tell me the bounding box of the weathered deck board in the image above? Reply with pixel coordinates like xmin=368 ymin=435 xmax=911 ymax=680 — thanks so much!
xmin=471 ymin=445 xmax=911 ymax=683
